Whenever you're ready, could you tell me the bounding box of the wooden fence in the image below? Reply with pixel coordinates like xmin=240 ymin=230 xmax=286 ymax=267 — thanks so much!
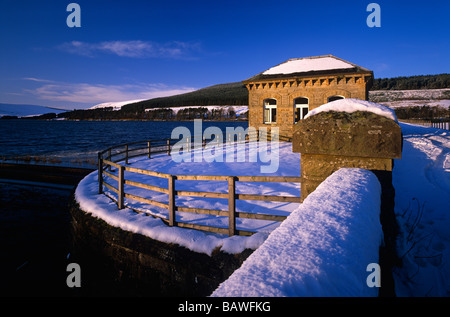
xmin=399 ymin=119 xmax=450 ymax=130
xmin=98 ymin=136 xmax=301 ymax=236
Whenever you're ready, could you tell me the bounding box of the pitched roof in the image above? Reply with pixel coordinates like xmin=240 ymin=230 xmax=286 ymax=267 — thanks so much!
xmin=243 ymin=55 xmax=372 ymax=83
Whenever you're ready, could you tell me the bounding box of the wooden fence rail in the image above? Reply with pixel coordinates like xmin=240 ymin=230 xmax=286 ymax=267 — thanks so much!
xmin=98 ymin=136 xmax=301 ymax=236
xmin=399 ymin=119 xmax=450 ymax=130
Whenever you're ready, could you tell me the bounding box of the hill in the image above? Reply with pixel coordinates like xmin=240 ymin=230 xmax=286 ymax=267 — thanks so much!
xmin=121 ymin=74 xmax=450 ymax=112
xmin=0 ymin=103 xmax=67 ymax=119
xmin=121 ymin=82 xmax=248 ymax=113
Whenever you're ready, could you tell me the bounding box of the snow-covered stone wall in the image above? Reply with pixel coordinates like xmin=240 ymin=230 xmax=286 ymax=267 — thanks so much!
xmin=211 ymin=168 xmax=384 ymax=297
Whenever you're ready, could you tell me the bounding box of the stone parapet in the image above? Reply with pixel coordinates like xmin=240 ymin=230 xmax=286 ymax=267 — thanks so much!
xmin=292 ymin=107 xmax=402 ymax=296
xmin=293 ymin=111 xmax=402 ymax=159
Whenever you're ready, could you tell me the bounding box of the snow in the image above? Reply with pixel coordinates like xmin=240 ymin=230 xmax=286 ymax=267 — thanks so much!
xmin=75 ymin=141 xmax=301 ymax=256
xmin=74 ymin=121 xmax=450 ymax=297
xmin=211 ymin=168 xmax=383 ymax=297
xmin=392 ymin=123 xmax=450 ymax=296
xmin=369 ymin=88 xmax=450 ymax=109
xmin=89 ymin=99 xmax=145 ymax=110
xmin=304 ymin=98 xmax=398 ymax=122
xmin=262 ymin=56 xmax=354 ymax=75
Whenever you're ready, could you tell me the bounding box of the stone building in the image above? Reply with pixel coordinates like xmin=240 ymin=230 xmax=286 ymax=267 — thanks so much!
xmin=242 ymin=55 xmax=373 ymax=138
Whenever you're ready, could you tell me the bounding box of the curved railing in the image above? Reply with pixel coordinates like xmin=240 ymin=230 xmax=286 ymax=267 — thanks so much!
xmin=97 ymin=136 xmax=301 ymax=236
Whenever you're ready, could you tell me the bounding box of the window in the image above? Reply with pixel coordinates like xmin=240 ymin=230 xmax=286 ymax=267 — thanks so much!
xmin=294 ymin=97 xmax=309 ymax=123
xmin=264 ymin=98 xmax=277 ymax=123
xmin=327 ymin=95 xmax=344 ymax=102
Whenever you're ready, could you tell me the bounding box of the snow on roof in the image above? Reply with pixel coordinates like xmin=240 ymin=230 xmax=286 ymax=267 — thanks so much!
xmin=262 ymin=56 xmax=355 ymax=75
xmin=304 ymin=98 xmax=398 ymax=122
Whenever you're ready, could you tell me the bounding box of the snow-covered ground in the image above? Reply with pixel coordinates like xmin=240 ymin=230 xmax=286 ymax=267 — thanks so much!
xmin=369 ymin=88 xmax=450 ymax=109
xmin=74 ymin=121 xmax=450 ymax=297
xmin=75 ymin=141 xmax=301 ymax=255
xmin=392 ymin=123 xmax=450 ymax=297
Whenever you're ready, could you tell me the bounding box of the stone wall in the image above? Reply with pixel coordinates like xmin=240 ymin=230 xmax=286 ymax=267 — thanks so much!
xmin=69 ymin=197 xmax=253 ymax=296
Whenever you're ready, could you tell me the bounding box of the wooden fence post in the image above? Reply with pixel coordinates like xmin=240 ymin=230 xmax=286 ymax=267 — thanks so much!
xmin=148 ymin=141 xmax=151 ymax=158
xmin=118 ymin=165 xmax=124 ymax=209
xmin=228 ymin=176 xmax=236 ymax=236
xmin=98 ymin=153 xmax=103 ymax=194
xmin=168 ymin=175 xmax=176 ymax=226
xmin=108 ymin=148 xmax=111 ymax=171
xmin=125 ymin=144 xmax=129 ymax=164
xmin=167 ymin=139 xmax=171 ymax=155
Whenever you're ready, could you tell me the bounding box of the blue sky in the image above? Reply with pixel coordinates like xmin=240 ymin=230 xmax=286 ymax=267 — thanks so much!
xmin=1 ymin=0 xmax=449 ymax=109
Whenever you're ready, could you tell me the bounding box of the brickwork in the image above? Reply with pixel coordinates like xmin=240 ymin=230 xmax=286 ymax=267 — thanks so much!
xmin=245 ymin=74 xmax=372 ymax=138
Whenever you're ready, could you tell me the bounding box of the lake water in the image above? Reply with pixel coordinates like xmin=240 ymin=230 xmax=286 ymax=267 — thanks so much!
xmin=0 ymin=120 xmax=248 ymax=168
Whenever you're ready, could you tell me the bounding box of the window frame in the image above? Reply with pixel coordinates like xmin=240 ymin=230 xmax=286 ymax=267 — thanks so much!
xmin=294 ymin=97 xmax=309 ymax=123
xmin=263 ymin=98 xmax=277 ymax=124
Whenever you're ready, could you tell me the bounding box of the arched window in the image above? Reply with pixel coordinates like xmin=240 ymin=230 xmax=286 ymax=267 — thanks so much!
xmin=264 ymin=98 xmax=277 ymax=123
xmin=294 ymin=97 xmax=309 ymax=123
xmin=327 ymin=95 xmax=344 ymax=102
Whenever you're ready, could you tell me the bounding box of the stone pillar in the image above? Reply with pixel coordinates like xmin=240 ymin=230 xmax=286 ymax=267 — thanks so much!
xmin=292 ymin=110 xmax=402 ymax=296
xmin=293 ymin=111 xmax=402 ymax=201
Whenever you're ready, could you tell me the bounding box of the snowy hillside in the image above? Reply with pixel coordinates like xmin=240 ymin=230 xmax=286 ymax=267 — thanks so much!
xmin=89 ymin=99 xmax=145 ymax=110
xmin=369 ymin=88 xmax=450 ymax=108
xmin=0 ymin=103 xmax=67 ymax=118
xmin=88 ymin=88 xmax=450 ymax=113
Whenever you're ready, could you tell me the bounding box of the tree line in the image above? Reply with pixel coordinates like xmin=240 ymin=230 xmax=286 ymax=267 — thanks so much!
xmin=50 ymin=106 xmax=248 ymax=121
xmin=371 ymin=74 xmax=450 ymax=90
xmin=394 ymin=105 xmax=449 ymax=120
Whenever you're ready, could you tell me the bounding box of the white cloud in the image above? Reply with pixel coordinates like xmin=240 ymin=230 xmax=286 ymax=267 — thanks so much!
xmin=58 ymin=40 xmax=200 ymax=58
xmin=24 ymin=79 xmax=197 ymax=105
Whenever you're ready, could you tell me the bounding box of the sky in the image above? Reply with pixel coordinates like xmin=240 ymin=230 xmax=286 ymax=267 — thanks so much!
xmin=0 ymin=0 xmax=449 ymax=110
